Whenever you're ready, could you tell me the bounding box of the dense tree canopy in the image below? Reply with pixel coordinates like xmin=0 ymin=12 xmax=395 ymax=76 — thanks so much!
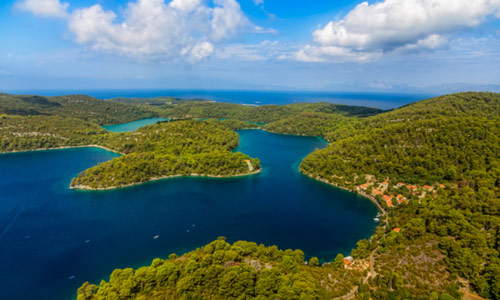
xmin=72 ymin=120 xmax=261 ymax=189
xmin=77 ymin=237 xmax=363 ymax=300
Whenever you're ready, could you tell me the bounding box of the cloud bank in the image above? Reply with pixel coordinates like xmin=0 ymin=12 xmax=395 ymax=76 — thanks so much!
xmin=297 ymin=0 xmax=500 ymax=62
xmin=68 ymin=0 xmax=253 ymax=62
xmin=18 ymin=0 xmax=263 ymax=63
xmin=16 ymin=0 xmax=69 ymax=18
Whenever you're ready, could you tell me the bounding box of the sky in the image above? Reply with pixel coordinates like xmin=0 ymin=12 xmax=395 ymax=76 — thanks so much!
xmin=1 ymin=0 xmax=500 ymax=92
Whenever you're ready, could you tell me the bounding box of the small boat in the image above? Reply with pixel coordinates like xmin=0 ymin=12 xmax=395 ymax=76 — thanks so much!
xmin=373 ymin=218 xmax=380 ymax=222
xmin=68 ymin=275 xmax=75 ymax=280
xmin=85 ymin=240 xmax=90 ymax=243
xmin=192 ymin=224 xmax=196 ymax=227
xmin=186 ymin=229 xmax=190 ymax=233
xmin=153 ymin=235 xmax=159 ymax=239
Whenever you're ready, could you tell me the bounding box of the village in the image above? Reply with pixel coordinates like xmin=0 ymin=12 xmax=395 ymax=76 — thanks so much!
xmin=355 ymin=176 xmax=440 ymax=208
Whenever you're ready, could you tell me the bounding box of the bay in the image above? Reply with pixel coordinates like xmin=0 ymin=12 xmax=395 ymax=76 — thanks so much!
xmin=0 ymin=130 xmax=378 ymax=300
xmin=103 ymin=118 xmax=168 ymax=132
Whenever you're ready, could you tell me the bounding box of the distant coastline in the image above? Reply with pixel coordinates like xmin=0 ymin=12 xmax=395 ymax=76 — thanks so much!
xmin=70 ymin=169 xmax=262 ymax=191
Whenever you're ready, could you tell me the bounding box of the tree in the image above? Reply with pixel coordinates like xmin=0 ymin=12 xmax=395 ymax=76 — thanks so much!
xmin=333 ymin=254 xmax=345 ymax=268
xmin=308 ymin=257 xmax=319 ymax=267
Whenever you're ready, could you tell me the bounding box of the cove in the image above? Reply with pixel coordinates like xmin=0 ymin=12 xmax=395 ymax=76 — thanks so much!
xmin=0 ymin=130 xmax=378 ymax=300
xmin=102 ymin=117 xmax=168 ymax=132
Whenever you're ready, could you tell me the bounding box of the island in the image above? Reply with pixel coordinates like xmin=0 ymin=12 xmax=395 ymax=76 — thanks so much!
xmin=1 ymin=92 xmax=499 ymax=300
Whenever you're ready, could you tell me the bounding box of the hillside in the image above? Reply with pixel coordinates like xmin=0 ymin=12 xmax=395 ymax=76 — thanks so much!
xmin=161 ymin=101 xmax=383 ymax=123
xmin=300 ymin=92 xmax=500 ymax=299
xmin=0 ymin=114 xmax=109 ymax=152
xmin=71 ymin=120 xmax=261 ymax=190
xmin=77 ymin=237 xmax=364 ymax=300
xmin=0 ymin=93 xmax=158 ymax=125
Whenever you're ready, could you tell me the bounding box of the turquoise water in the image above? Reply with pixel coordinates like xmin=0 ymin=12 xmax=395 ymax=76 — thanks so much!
xmin=0 ymin=130 xmax=378 ymax=300
xmin=103 ymin=117 xmax=168 ymax=132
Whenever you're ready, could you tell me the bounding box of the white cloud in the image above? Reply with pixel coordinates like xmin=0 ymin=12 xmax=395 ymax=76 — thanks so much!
xmin=67 ymin=0 xmax=256 ymax=63
xmin=216 ymin=40 xmax=292 ymax=61
xmin=298 ymin=0 xmax=500 ymax=62
xmin=182 ymin=41 xmax=215 ymax=63
xmin=295 ymin=45 xmax=382 ymax=63
xmin=16 ymin=0 xmax=69 ymax=18
xmin=253 ymin=0 xmax=264 ymax=5
xmin=169 ymin=0 xmax=202 ymax=12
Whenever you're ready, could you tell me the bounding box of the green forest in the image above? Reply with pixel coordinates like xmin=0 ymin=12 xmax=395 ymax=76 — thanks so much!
xmin=77 ymin=237 xmax=364 ymax=300
xmin=1 ymin=92 xmax=499 ymax=299
xmin=71 ymin=120 xmax=261 ymax=189
xmin=300 ymin=92 xmax=500 ymax=299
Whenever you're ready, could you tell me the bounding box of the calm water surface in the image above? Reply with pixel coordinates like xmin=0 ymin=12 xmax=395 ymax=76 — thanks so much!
xmin=0 ymin=130 xmax=378 ymax=300
xmin=6 ymin=89 xmax=435 ymax=109
xmin=103 ymin=118 xmax=168 ymax=132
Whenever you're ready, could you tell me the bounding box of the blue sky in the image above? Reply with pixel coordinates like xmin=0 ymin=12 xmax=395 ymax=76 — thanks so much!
xmin=1 ymin=0 xmax=500 ymax=92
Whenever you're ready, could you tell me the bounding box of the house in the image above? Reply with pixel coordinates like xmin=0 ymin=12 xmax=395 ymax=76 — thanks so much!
xmin=396 ymin=182 xmax=405 ymax=188
xmin=396 ymin=194 xmax=405 ymax=204
xmin=406 ymin=185 xmax=418 ymax=191
xmin=393 ymin=228 xmax=401 ymax=233
xmin=383 ymin=195 xmax=394 ymax=207
xmin=359 ymin=184 xmax=369 ymax=190
xmin=372 ymin=189 xmax=382 ymax=195
xmin=344 ymin=256 xmax=353 ymax=265
xmin=423 ymin=185 xmax=433 ymax=191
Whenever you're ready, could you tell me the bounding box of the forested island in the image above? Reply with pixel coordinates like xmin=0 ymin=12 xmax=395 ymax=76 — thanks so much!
xmin=1 ymin=92 xmax=499 ymax=299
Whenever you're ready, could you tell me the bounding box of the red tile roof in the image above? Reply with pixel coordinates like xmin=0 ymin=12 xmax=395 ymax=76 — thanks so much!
xmin=393 ymin=228 xmax=401 ymax=233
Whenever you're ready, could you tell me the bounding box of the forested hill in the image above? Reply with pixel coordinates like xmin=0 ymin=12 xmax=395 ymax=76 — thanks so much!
xmin=160 ymin=101 xmax=383 ymax=122
xmin=369 ymin=92 xmax=500 ymax=123
xmin=77 ymin=237 xmax=364 ymax=300
xmin=301 ymin=92 xmax=500 ymax=299
xmin=0 ymin=93 xmax=158 ymax=125
xmin=71 ymin=120 xmax=261 ymax=190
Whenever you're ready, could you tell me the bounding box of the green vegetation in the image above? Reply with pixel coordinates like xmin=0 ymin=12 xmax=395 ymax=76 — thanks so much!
xmin=263 ymin=112 xmax=357 ymax=141
xmin=77 ymin=237 xmax=364 ymax=300
xmin=2 ymin=91 xmax=499 ymax=299
xmin=162 ymin=101 xmax=383 ymax=123
xmin=0 ymin=94 xmax=261 ymax=189
xmin=71 ymin=120 xmax=260 ymax=189
xmin=0 ymin=114 xmax=109 ymax=152
xmin=0 ymin=93 xmax=157 ymax=125
xmin=300 ymin=92 xmax=500 ymax=299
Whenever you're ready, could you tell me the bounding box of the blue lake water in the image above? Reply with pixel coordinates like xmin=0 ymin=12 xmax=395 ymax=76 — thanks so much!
xmin=0 ymin=130 xmax=378 ymax=300
xmin=6 ymin=89 xmax=436 ymax=109
xmin=103 ymin=117 xmax=168 ymax=132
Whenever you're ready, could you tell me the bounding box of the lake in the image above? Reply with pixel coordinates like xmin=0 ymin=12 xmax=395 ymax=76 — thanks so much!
xmin=103 ymin=117 xmax=168 ymax=132
xmin=0 ymin=129 xmax=378 ymax=300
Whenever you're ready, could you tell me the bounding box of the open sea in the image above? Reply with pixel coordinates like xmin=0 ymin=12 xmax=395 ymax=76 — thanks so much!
xmin=5 ymin=89 xmax=436 ymax=110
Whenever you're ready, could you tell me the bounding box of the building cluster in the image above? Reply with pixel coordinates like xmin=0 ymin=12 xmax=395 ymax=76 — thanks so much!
xmin=356 ymin=178 xmax=436 ymax=207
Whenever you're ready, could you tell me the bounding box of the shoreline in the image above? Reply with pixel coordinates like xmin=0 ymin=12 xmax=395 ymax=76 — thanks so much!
xmin=261 ymin=128 xmax=329 ymax=143
xmin=302 ymin=172 xmax=387 ymax=216
xmin=70 ymin=169 xmax=262 ymax=191
xmin=0 ymin=144 xmax=123 ymax=155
